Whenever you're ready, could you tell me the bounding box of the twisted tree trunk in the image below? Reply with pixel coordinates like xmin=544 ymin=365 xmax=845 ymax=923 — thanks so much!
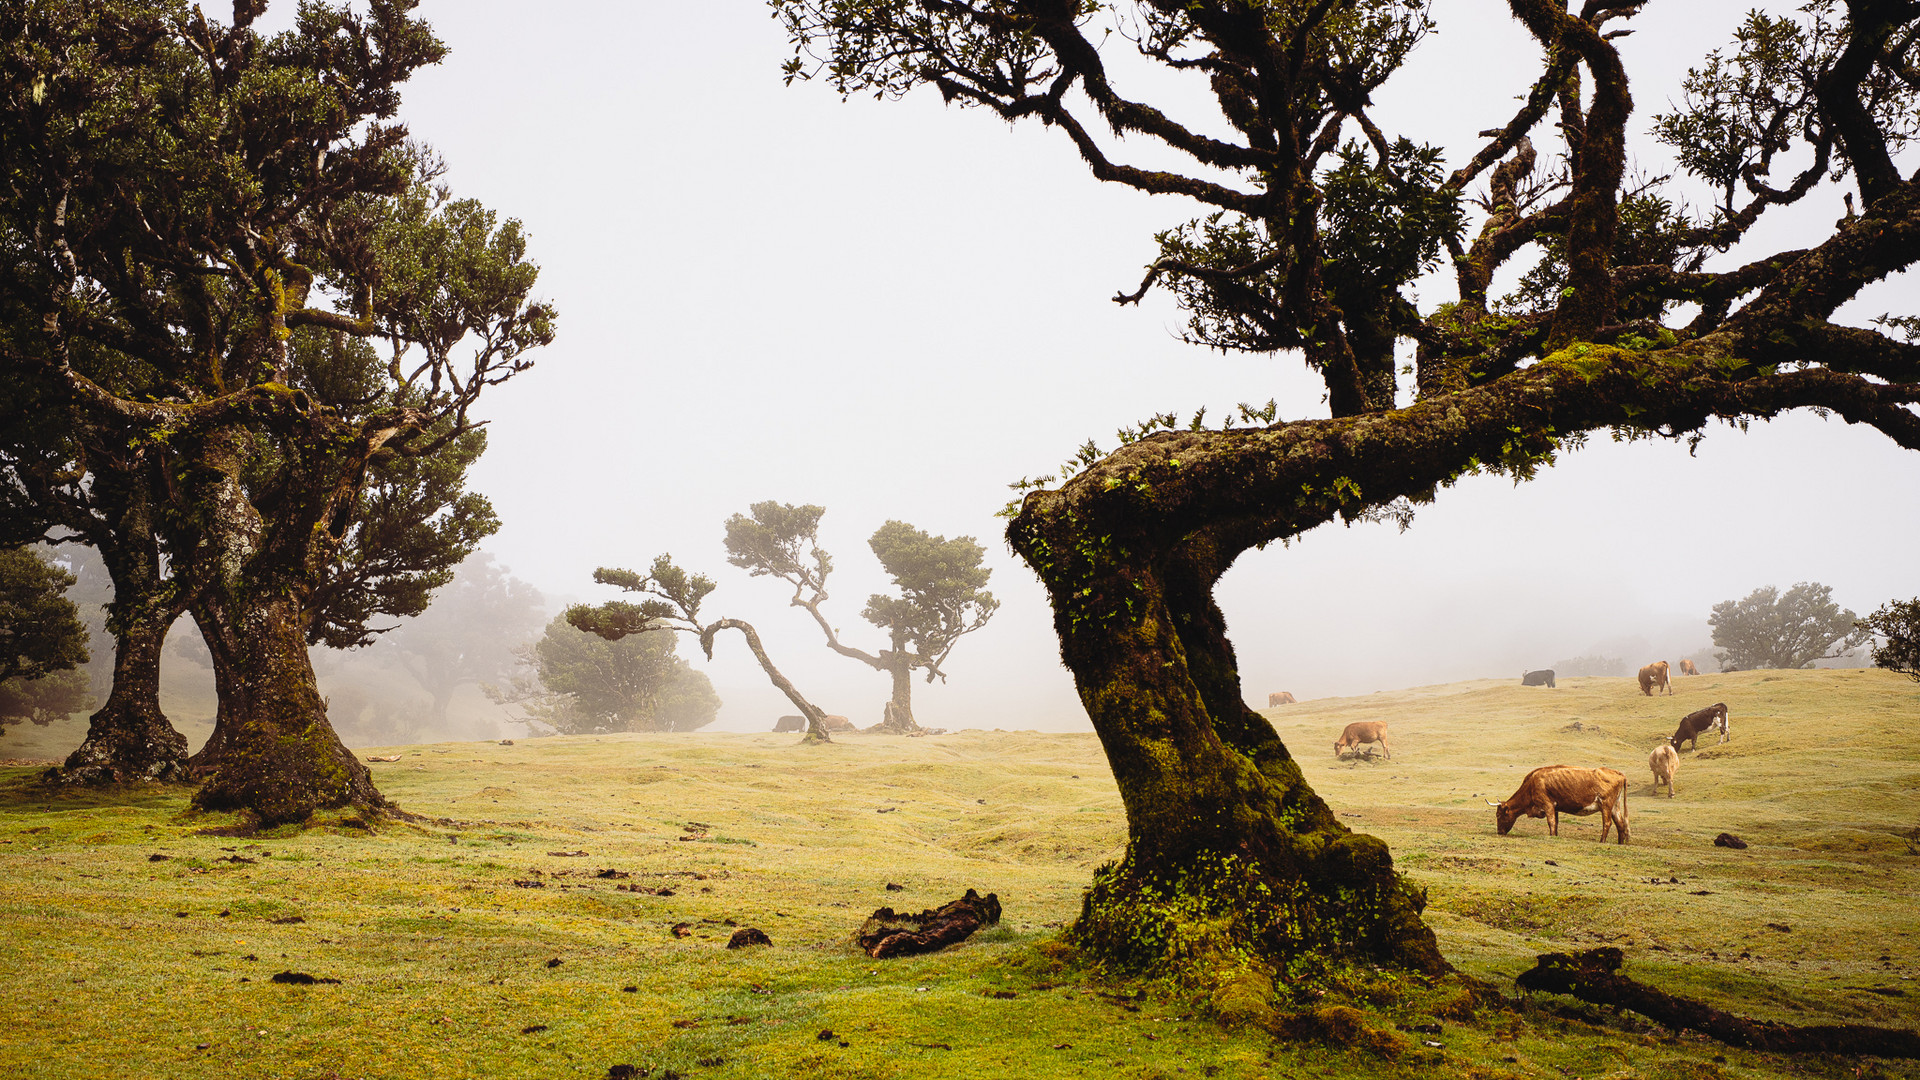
xmin=188 ymin=585 xmax=381 ymax=824
xmin=180 ymin=428 xmax=384 ymax=824
xmin=700 ymin=618 xmax=834 ymax=744
xmin=60 ymin=610 xmax=186 ymax=784
xmin=57 ymin=456 xmax=189 ymax=785
xmin=872 ymin=626 xmax=920 ymax=733
xmin=1009 ymin=331 xmax=1920 ymax=979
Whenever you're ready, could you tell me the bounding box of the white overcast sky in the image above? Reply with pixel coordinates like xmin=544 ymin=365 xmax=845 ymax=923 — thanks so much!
xmin=313 ymin=1 xmax=1919 ymax=731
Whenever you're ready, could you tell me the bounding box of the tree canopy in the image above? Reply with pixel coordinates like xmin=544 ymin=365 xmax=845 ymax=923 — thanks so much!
xmin=775 ymin=0 xmax=1920 ymax=985
xmin=0 ymin=1 xmax=553 ymax=817
xmin=1711 ymin=582 xmax=1870 ymax=671
xmin=0 ymin=547 xmax=92 ymax=730
xmin=0 ymin=547 xmax=88 ymax=686
xmin=492 ymin=615 xmax=718 ymax=735
xmin=1857 ymin=597 xmax=1920 ymax=680
xmin=723 ymin=502 xmax=997 ymax=731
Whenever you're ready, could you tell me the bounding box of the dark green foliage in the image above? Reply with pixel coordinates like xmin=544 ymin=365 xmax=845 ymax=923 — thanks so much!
xmin=307 ymin=418 xmax=501 ymax=651
xmin=1651 ymin=4 xmax=1920 ymax=212
xmin=0 ymin=547 xmax=89 ymax=686
xmin=1858 ymin=598 xmax=1920 ymax=681
xmin=1710 ymin=583 xmax=1871 ymax=671
xmin=1319 ymin=139 xmax=1464 ymax=302
xmin=860 ymin=519 xmax=998 ymax=674
xmin=0 ymin=546 xmax=92 ymax=729
xmin=1504 ymin=192 xmax=1699 ymax=322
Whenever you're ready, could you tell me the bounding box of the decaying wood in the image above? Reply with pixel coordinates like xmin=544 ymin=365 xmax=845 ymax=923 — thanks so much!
xmin=1516 ymin=948 xmax=1920 ymax=1058
xmin=856 ymin=889 xmax=1001 ymax=959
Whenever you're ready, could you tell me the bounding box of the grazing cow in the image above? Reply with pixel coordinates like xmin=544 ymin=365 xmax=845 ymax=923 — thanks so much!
xmin=1333 ymin=721 xmax=1391 ymax=759
xmin=1521 ymin=669 xmax=1557 ymax=688
xmin=773 ymin=715 xmax=806 ymax=732
xmin=1678 ymin=659 xmax=1700 ymax=676
xmin=1490 ymin=765 xmax=1630 ymax=844
xmin=1669 ymin=702 xmax=1730 ymax=751
xmin=823 ymin=714 xmax=856 ymax=732
xmin=1268 ymin=691 xmax=1297 ymax=707
xmin=1637 ymin=661 xmax=1672 ymax=696
xmin=1649 ymin=744 xmax=1678 ymax=798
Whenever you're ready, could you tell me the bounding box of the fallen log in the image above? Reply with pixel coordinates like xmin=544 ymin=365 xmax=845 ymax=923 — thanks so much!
xmin=1516 ymin=948 xmax=1920 ymax=1058
xmin=856 ymin=889 xmax=1000 ymax=959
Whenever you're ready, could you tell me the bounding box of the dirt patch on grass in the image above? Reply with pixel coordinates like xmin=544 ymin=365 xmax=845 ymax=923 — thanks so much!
xmin=1437 ymin=890 xmax=1601 ymax=934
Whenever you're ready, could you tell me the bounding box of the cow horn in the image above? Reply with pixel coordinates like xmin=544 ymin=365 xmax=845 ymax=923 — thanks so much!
xmin=1486 ymin=800 xmax=1501 ymax=807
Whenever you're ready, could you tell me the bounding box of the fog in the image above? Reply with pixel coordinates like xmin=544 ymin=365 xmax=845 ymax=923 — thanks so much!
xmin=204 ymin=1 xmax=1917 ymax=737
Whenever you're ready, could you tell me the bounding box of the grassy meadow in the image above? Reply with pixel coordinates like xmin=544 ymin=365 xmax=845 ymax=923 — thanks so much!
xmin=1 ymin=668 xmax=1916 ymax=1079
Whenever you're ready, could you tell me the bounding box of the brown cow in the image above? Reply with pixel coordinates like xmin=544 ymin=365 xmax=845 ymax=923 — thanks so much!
xmin=1268 ymin=691 xmax=1297 ymax=707
xmin=1333 ymin=721 xmax=1390 ymax=759
xmin=1490 ymin=765 xmax=1630 ymax=843
xmin=1649 ymin=743 xmax=1678 ymax=797
xmin=1637 ymin=661 xmax=1672 ymax=696
xmin=1678 ymin=659 xmax=1700 ymax=676
xmin=1669 ymin=702 xmax=1729 ymax=751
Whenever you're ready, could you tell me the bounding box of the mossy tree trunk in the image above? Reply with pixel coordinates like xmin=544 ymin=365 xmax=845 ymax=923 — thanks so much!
xmin=873 ymin=627 xmax=920 ymax=733
xmin=53 ymin=454 xmax=190 ymax=785
xmin=60 ymin=605 xmax=186 ymax=785
xmin=179 ymin=426 xmax=387 ymax=824
xmin=189 ymin=586 xmax=380 ymax=824
xmin=1009 ymin=332 xmax=1920 ymax=979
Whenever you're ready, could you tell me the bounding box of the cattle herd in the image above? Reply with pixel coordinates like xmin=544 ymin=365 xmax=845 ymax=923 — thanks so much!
xmin=1317 ymin=662 xmax=1734 ymax=846
xmin=1486 ymin=661 xmax=1732 ymax=843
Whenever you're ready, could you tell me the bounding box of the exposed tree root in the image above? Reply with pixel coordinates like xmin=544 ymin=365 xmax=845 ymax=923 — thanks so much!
xmin=1516 ymin=948 xmax=1920 ymax=1058
xmin=856 ymin=889 xmax=1001 ymax=958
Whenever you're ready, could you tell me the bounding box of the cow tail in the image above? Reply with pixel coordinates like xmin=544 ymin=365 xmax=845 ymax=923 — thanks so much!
xmin=1618 ymin=783 xmax=1630 ymax=843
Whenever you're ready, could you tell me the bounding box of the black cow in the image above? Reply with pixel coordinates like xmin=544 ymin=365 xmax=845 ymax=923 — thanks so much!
xmin=1521 ymin=669 xmax=1556 ymax=688
xmin=772 ymin=715 xmax=806 ymax=732
xmin=1669 ymin=702 xmax=1729 ymax=751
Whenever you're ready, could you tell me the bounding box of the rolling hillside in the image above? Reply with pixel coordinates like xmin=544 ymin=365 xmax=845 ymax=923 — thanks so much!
xmin=0 ymin=668 xmax=1913 ymax=1079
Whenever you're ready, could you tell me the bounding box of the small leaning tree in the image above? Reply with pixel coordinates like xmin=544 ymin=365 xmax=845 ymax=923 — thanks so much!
xmin=723 ymin=502 xmax=998 ymax=732
xmin=774 ymin=0 xmax=1920 ymax=991
xmin=566 ymin=555 xmax=837 ymax=744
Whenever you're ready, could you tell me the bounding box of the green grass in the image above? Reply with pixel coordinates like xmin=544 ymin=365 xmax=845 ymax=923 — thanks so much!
xmin=1 ymin=668 xmax=1917 ymax=1079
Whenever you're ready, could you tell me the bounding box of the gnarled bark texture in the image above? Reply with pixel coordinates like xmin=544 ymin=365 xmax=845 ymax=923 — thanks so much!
xmin=189 ymin=588 xmax=380 ymax=824
xmin=61 ymin=613 xmax=185 ymax=784
xmin=181 ymin=428 xmax=384 ymax=824
xmin=1009 ymin=330 xmax=1920 ymax=977
xmin=53 ymin=455 xmax=189 ymax=785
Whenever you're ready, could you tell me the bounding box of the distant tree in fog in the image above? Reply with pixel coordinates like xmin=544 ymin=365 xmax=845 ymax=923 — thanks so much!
xmin=1711 ymin=583 xmax=1871 ymax=671
xmin=1549 ymin=655 xmax=1625 ymax=678
xmin=723 ymin=502 xmax=998 ymax=732
xmin=565 ymin=555 xmax=834 ymax=743
xmin=1858 ymin=598 xmax=1920 ymax=681
xmin=0 ymin=547 xmax=92 ymax=730
xmin=374 ymin=555 xmax=546 ymax=727
xmin=489 ymin=615 xmax=718 ymax=735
